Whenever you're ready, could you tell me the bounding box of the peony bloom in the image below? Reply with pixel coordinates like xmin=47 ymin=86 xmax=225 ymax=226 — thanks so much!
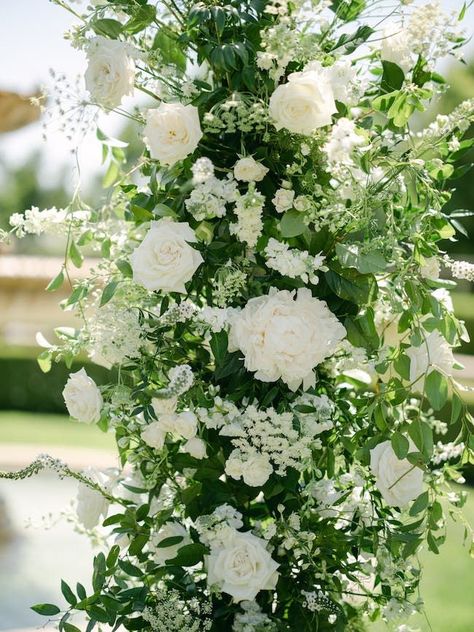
xmin=269 ymin=69 xmax=337 ymax=135
xmin=234 ymin=157 xmax=269 ymax=182
xmin=152 ymin=522 xmax=192 ymax=566
xmin=63 ymin=368 xmax=103 ymax=424
xmin=144 ymin=102 xmax=202 ymax=166
xmin=406 ymin=330 xmax=455 ymax=391
xmin=370 ymin=440 xmax=424 ymax=507
xmin=85 ymin=36 xmax=135 ymax=108
xmin=229 ymin=288 xmax=346 ymax=391
xmin=130 ymin=219 xmax=203 ymax=293
xmin=206 ymin=530 xmax=279 ymax=601
xmin=76 ymin=469 xmax=110 ymax=529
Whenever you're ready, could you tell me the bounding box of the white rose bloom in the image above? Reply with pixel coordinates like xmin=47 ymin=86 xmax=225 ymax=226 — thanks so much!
xmin=130 ymin=219 xmax=203 ymax=293
xmin=225 ymin=456 xmax=244 ymax=479
xmin=420 ymin=256 xmax=440 ymax=280
xmin=85 ymin=36 xmax=135 ymax=109
xmin=380 ymin=25 xmax=413 ymax=73
xmin=206 ymin=530 xmax=279 ymax=602
xmin=242 ymin=454 xmax=273 ymax=487
xmin=152 ymin=522 xmax=192 ymax=566
xmin=141 ymin=421 xmax=167 ymax=450
xmin=272 ymin=188 xmax=295 ymax=213
xmin=370 ymin=440 xmax=424 ymax=507
xmin=144 ymin=102 xmax=202 ymax=166
xmin=184 ymin=436 xmax=207 ymax=459
xmin=234 ymin=157 xmax=269 ymax=182
xmin=406 ymin=330 xmax=455 ymax=391
xmin=171 ymin=411 xmax=198 ymax=440
xmin=76 ymin=469 xmax=110 ymax=529
xmin=229 ymin=288 xmax=346 ymax=391
xmin=269 ymin=69 xmax=337 ymax=135
xmin=63 ymin=368 xmax=103 ymax=424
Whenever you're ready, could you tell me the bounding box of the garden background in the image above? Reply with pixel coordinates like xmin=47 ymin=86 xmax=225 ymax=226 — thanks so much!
xmin=0 ymin=1 xmax=473 ymax=630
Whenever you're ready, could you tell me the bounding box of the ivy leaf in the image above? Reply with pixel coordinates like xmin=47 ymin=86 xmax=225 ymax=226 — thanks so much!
xmin=31 ymin=603 xmax=61 ymax=616
xmin=424 ymin=370 xmax=449 ymax=411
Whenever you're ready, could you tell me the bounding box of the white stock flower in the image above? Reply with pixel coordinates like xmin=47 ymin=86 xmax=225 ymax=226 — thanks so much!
xmin=406 ymin=330 xmax=455 ymax=390
xmin=85 ymin=36 xmax=135 ymax=108
xmin=370 ymin=440 xmax=424 ymax=507
xmin=63 ymin=368 xmax=103 ymax=424
xmin=184 ymin=436 xmax=207 ymax=459
xmin=130 ymin=219 xmax=203 ymax=293
xmin=206 ymin=529 xmax=279 ymax=601
xmin=241 ymin=454 xmax=273 ymax=487
xmin=152 ymin=522 xmax=192 ymax=566
xmin=234 ymin=157 xmax=269 ymax=182
xmin=76 ymin=469 xmax=110 ymax=529
xmin=144 ymin=102 xmax=202 ymax=166
xmin=269 ymin=69 xmax=336 ymax=135
xmin=229 ymin=288 xmax=346 ymax=391
xmin=272 ymin=188 xmax=295 ymax=213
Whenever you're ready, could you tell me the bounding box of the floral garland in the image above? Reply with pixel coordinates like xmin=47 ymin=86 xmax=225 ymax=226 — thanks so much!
xmin=2 ymin=1 xmax=474 ymax=631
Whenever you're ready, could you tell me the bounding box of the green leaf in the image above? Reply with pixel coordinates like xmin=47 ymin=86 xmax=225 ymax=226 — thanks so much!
xmin=31 ymin=603 xmax=61 ymax=616
xmin=100 ymin=280 xmax=119 ymax=307
xmin=331 ymin=0 xmax=366 ymax=20
xmin=63 ymin=624 xmax=82 ymax=632
xmin=61 ymin=580 xmax=77 ymax=607
xmin=336 ymin=243 xmax=387 ymax=274
xmin=408 ymin=419 xmax=433 ymax=459
xmin=116 ymin=259 xmax=133 ymax=278
xmin=106 ymin=545 xmax=120 ymax=569
xmin=92 ymin=18 xmax=123 ymax=38
xmin=37 ymin=350 xmax=52 ymax=374
xmin=381 ymin=60 xmax=405 ymax=93
xmin=124 ymin=5 xmax=156 ymax=35
xmin=424 ymin=370 xmax=449 ymax=411
xmin=280 ymin=210 xmax=307 ymax=238
xmin=46 ymin=269 xmax=65 ymax=292
xmin=156 ymin=535 xmax=184 ymax=548
xmin=103 ymin=161 xmax=120 ymax=189
xmin=167 ymin=542 xmax=207 ymax=567
xmin=68 ymin=240 xmax=83 ymax=269
xmin=153 ymin=30 xmax=186 ymax=71
xmin=391 ymin=432 xmax=409 ymax=459
xmin=210 ymin=330 xmax=228 ymax=365
xmin=409 ymin=490 xmax=429 ymax=516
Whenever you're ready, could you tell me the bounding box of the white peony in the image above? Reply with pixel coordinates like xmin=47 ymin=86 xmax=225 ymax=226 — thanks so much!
xmin=206 ymin=529 xmax=279 ymax=601
xmin=76 ymin=469 xmax=110 ymax=529
xmin=272 ymin=188 xmax=295 ymax=213
xmin=234 ymin=157 xmax=269 ymax=182
xmin=63 ymin=368 xmax=103 ymax=424
xmin=229 ymin=288 xmax=346 ymax=391
xmin=242 ymin=454 xmax=273 ymax=487
xmin=130 ymin=219 xmax=203 ymax=293
xmin=406 ymin=330 xmax=455 ymax=391
xmin=269 ymin=69 xmax=337 ymax=135
xmin=152 ymin=522 xmax=192 ymax=566
xmin=370 ymin=440 xmax=424 ymax=507
xmin=144 ymin=102 xmax=202 ymax=166
xmin=184 ymin=436 xmax=207 ymax=459
xmin=85 ymin=36 xmax=135 ymax=108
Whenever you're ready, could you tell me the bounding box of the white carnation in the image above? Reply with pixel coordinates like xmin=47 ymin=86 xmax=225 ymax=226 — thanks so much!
xmin=130 ymin=219 xmax=203 ymax=293
xmin=229 ymin=288 xmax=346 ymax=391
xmin=144 ymin=102 xmax=202 ymax=166
xmin=62 ymin=368 xmax=103 ymax=424
xmin=370 ymin=440 xmax=424 ymax=507
xmin=85 ymin=36 xmax=135 ymax=108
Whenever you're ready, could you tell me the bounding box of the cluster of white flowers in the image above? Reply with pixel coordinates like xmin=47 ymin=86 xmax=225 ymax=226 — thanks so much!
xmin=196 ymin=306 xmax=234 ymax=334
xmin=221 ymin=404 xmax=323 ymax=487
xmin=158 ymin=300 xmax=197 ymax=326
xmin=432 ymin=441 xmax=465 ymax=466
xmin=230 ymin=184 xmax=265 ymax=248
xmin=160 ymin=364 xmax=194 ymax=397
xmin=310 ymin=474 xmax=373 ymax=529
xmin=9 ymin=206 xmax=68 ymax=237
xmin=142 ymin=590 xmax=212 ymax=632
xmin=203 ymin=97 xmax=267 ymax=135
xmin=291 ymin=393 xmax=335 ymax=436
xmin=264 ymin=238 xmax=327 ymax=284
xmin=211 ymin=263 xmax=248 ymax=307
xmin=232 ymin=601 xmax=276 ymax=631
xmin=195 ymin=504 xmax=244 ymax=546
xmin=449 ymin=259 xmax=474 ymax=282
xmin=185 ymin=163 xmax=238 ymax=221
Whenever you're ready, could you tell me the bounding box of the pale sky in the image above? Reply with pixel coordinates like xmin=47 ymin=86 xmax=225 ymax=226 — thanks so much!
xmin=0 ymin=0 xmax=471 ymax=190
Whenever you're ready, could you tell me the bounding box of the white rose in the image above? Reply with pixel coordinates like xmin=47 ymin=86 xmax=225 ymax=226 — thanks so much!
xmin=130 ymin=219 xmax=203 ymax=293
xmin=229 ymin=288 xmax=346 ymax=391
xmin=420 ymin=256 xmax=440 ymax=280
xmin=141 ymin=421 xmax=167 ymax=450
xmin=76 ymin=469 xmax=109 ymax=529
xmin=144 ymin=102 xmax=202 ymax=166
xmin=184 ymin=436 xmax=207 ymax=459
xmin=370 ymin=440 xmax=424 ymax=507
xmin=206 ymin=530 xmax=279 ymax=602
xmin=380 ymin=25 xmax=413 ymax=73
xmin=171 ymin=411 xmax=198 ymax=440
xmin=85 ymin=36 xmax=135 ymax=108
xmin=242 ymin=454 xmax=273 ymax=487
xmin=406 ymin=330 xmax=455 ymax=391
xmin=152 ymin=522 xmax=192 ymax=566
xmin=225 ymin=456 xmax=244 ymax=480
xmin=269 ymin=69 xmax=337 ymax=135
xmin=234 ymin=157 xmax=269 ymax=182
xmin=272 ymin=188 xmax=295 ymax=213
xmin=63 ymin=368 xmax=103 ymax=424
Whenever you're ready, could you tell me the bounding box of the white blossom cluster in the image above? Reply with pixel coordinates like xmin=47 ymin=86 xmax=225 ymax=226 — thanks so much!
xmin=230 ymin=184 xmax=265 ymax=248
xmin=449 ymin=259 xmax=474 ymax=282
xmin=310 ymin=472 xmax=373 ymax=530
xmin=264 ymin=238 xmax=327 ymax=284
xmin=232 ymin=601 xmax=276 ymax=632
xmin=432 ymin=441 xmax=465 ymax=466
xmin=142 ymin=591 xmax=212 ymax=632
xmin=9 ymin=206 xmax=69 ymax=237
xmin=185 ymin=164 xmax=238 ymax=221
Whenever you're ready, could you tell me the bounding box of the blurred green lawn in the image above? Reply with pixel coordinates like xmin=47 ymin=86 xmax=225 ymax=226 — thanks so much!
xmin=0 ymin=411 xmax=472 ymax=630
